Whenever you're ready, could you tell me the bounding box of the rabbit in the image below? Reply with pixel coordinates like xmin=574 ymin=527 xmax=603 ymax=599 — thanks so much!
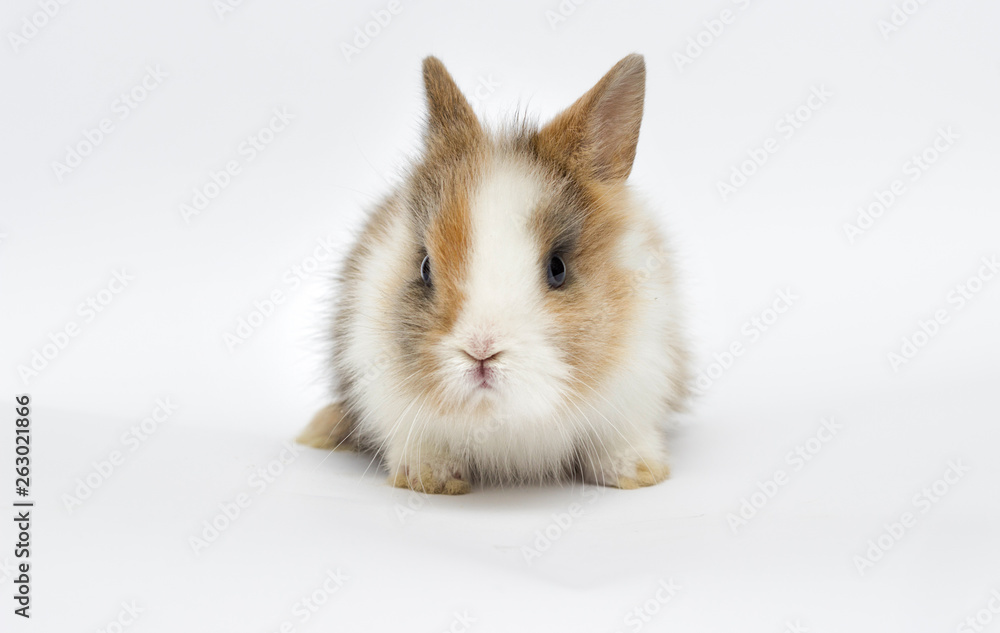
xmin=297 ymin=54 xmax=690 ymax=494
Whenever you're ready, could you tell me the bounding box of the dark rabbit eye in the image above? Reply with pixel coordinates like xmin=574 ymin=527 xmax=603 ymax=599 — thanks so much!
xmin=420 ymin=255 xmax=432 ymax=286
xmin=546 ymin=255 xmax=566 ymax=288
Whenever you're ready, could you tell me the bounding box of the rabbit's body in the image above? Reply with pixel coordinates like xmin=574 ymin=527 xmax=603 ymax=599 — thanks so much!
xmin=298 ymin=55 xmax=690 ymax=493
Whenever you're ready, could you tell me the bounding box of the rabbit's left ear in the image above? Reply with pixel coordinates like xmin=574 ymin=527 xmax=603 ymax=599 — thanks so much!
xmin=536 ymin=54 xmax=646 ymax=182
xmin=422 ymin=56 xmax=482 ymax=150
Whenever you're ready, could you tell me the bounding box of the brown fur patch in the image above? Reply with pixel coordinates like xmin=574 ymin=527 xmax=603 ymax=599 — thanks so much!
xmin=381 ymin=58 xmax=489 ymax=416
xmin=296 ymin=402 xmax=356 ymax=450
xmin=529 ymin=174 xmax=637 ymax=400
xmin=422 ymin=57 xmax=484 ymax=160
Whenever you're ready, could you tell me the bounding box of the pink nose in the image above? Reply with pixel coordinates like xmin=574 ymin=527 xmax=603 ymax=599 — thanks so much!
xmin=464 ymin=337 xmax=500 ymax=362
xmin=465 ymin=349 xmax=500 ymax=362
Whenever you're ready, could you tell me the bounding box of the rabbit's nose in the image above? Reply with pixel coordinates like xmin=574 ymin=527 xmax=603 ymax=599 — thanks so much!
xmin=463 ymin=336 xmax=501 ymax=362
xmin=463 ymin=349 xmax=501 ymax=363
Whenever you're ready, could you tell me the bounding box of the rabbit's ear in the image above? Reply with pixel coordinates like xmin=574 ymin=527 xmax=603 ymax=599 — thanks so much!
xmin=536 ymin=54 xmax=645 ymax=182
xmin=422 ymin=56 xmax=482 ymax=151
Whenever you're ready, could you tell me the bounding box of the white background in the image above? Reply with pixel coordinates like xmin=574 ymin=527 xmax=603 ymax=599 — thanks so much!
xmin=2 ymin=0 xmax=999 ymax=631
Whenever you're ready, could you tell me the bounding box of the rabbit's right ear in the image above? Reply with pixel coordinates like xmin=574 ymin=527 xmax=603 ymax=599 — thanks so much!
xmin=536 ymin=54 xmax=646 ymax=182
xmin=422 ymin=56 xmax=482 ymax=151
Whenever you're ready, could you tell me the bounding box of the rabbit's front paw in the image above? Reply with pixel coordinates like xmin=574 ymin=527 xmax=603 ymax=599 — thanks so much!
xmin=390 ymin=459 xmax=471 ymax=495
xmin=613 ymin=460 xmax=670 ymax=489
xmin=583 ymin=450 xmax=670 ymax=489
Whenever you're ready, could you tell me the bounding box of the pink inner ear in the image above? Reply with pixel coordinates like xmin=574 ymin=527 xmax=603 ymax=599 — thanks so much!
xmin=536 ymin=55 xmax=645 ymax=182
xmin=586 ymin=64 xmax=645 ymax=181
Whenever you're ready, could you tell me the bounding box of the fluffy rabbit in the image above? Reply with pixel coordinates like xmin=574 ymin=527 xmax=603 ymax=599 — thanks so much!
xmin=298 ymin=54 xmax=690 ymax=494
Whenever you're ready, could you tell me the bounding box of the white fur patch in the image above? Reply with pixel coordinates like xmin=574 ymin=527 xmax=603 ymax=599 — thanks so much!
xmin=341 ymin=156 xmax=686 ymax=483
xmin=441 ymin=159 xmax=568 ymax=414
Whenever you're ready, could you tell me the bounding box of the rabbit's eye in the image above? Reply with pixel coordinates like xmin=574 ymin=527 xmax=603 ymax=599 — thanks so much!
xmin=420 ymin=255 xmax=432 ymax=286
xmin=546 ymin=255 xmax=566 ymax=289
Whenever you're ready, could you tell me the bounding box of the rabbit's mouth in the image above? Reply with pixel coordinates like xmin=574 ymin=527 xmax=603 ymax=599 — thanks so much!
xmin=470 ymin=362 xmax=496 ymax=390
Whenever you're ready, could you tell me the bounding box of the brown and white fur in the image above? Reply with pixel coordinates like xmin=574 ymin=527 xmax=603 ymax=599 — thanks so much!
xmin=298 ymin=54 xmax=690 ymax=494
